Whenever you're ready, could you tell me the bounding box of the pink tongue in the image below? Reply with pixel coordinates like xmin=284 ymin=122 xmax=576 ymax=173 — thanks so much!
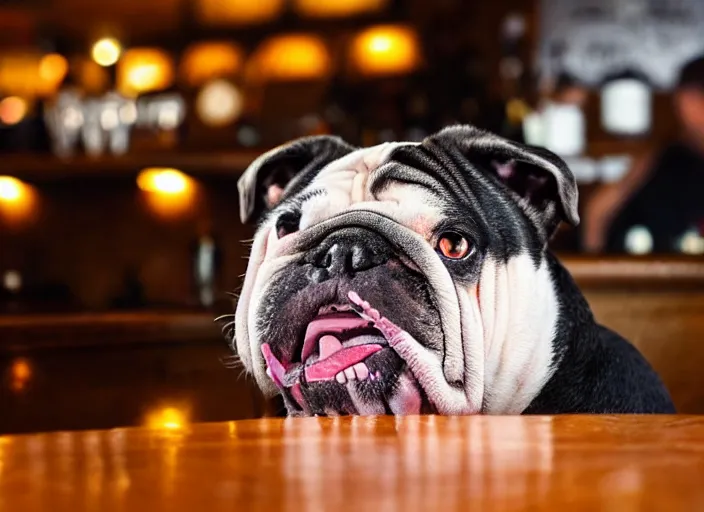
xmin=304 ymin=335 xmax=382 ymax=383
xmin=301 ymin=314 xmax=372 ymax=362
xmin=319 ymin=335 xmax=343 ymax=359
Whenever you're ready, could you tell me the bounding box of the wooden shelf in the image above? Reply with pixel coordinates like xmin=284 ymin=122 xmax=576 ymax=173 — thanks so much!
xmin=2 ymin=151 xmax=261 ymax=181
xmin=562 ymin=255 xmax=704 ymax=290
xmin=0 ymin=311 xmax=227 ymax=351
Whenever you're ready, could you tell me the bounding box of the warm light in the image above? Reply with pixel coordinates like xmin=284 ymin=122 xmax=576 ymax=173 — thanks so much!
xmin=0 ymin=176 xmax=24 ymax=202
xmin=137 ymin=168 xmax=197 ymax=218
xmin=9 ymin=358 xmax=32 ymax=393
xmin=11 ymin=359 xmax=31 ymax=381
xmin=196 ymin=79 xmax=243 ymax=127
xmin=39 ymin=54 xmax=69 ymax=89
xmin=92 ymin=38 xmax=122 ymax=67
xmin=145 ymin=406 xmax=189 ymax=431
xmin=118 ymin=49 xmax=174 ymax=96
xmin=196 ymin=0 xmax=284 ymax=26
xmin=0 ymin=176 xmax=37 ymax=227
xmin=180 ymin=42 xmax=244 ymax=87
xmin=247 ymin=34 xmax=331 ymax=82
xmin=294 ymin=0 xmax=387 ymax=17
xmin=137 ymin=168 xmax=189 ymax=194
xmin=350 ymin=25 xmax=421 ymax=76
xmin=0 ymin=97 xmax=28 ymax=125
xmin=0 ymin=54 xmax=40 ymax=96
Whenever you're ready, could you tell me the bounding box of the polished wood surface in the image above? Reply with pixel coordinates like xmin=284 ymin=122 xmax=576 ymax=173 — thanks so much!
xmin=0 ymin=415 xmax=703 ymax=511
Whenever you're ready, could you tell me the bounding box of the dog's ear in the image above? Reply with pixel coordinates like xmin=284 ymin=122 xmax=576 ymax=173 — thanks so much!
xmin=429 ymin=125 xmax=579 ymax=239
xmin=238 ymin=135 xmax=356 ymax=224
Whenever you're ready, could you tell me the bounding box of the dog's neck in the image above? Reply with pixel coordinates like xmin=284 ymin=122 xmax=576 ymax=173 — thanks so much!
xmin=476 ymin=251 xmax=571 ymax=414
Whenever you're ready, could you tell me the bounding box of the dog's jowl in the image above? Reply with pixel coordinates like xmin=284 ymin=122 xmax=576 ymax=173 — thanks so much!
xmin=231 ymin=125 xmax=675 ymax=416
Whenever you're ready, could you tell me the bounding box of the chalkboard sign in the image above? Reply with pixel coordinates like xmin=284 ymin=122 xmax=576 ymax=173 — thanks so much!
xmin=538 ymin=0 xmax=704 ymax=89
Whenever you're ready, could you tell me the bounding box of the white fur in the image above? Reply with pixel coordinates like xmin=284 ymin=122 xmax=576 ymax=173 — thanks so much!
xmin=479 ymin=254 xmax=559 ymax=414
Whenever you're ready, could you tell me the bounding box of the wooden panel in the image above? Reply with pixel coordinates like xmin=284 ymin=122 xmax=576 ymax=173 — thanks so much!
xmin=584 ymin=290 xmax=704 ymax=414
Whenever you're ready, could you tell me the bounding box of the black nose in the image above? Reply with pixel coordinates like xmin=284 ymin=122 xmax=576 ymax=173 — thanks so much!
xmin=305 ymin=227 xmax=392 ymax=278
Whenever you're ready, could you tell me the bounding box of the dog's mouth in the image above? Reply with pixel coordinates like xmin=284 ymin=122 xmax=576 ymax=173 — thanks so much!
xmin=261 ymin=306 xmax=389 ymax=385
xmin=259 ymin=291 xmax=431 ymax=415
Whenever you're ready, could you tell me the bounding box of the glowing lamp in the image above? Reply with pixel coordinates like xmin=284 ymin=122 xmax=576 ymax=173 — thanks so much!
xmin=118 ymin=49 xmax=174 ymax=96
xmin=145 ymin=406 xmax=189 ymax=431
xmin=39 ymin=54 xmax=69 ymax=90
xmin=350 ymin=25 xmax=421 ymax=76
xmin=92 ymin=38 xmax=122 ymax=67
xmin=180 ymin=42 xmax=244 ymax=86
xmin=247 ymin=34 xmax=331 ymax=82
xmin=293 ymin=0 xmax=388 ymax=18
xmin=137 ymin=168 xmax=196 ymax=219
xmin=9 ymin=358 xmax=33 ymax=393
xmin=196 ymin=0 xmax=284 ymax=26
xmin=196 ymin=79 xmax=243 ymax=126
xmin=0 ymin=176 xmax=37 ymax=226
xmin=0 ymin=97 xmax=28 ymax=126
xmin=0 ymin=53 xmax=63 ymax=96
xmin=0 ymin=176 xmax=26 ymax=202
xmin=137 ymin=168 xmax=190 ymax=194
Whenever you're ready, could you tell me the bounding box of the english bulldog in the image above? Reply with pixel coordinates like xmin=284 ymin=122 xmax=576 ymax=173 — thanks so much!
xmin=231 ymin=125 xmax=675 ymax=416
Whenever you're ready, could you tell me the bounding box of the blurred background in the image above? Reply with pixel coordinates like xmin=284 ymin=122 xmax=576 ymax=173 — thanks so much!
xmin=1 ymin=0 xmax=704 ymax=434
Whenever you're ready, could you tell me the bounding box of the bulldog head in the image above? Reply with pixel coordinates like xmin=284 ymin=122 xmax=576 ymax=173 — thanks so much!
xmin=232 ymin=125 xmax=579 ymax=416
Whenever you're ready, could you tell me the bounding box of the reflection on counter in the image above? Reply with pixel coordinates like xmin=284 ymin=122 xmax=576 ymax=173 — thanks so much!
xmin=0 ymin=340 xmax=264 ymax=435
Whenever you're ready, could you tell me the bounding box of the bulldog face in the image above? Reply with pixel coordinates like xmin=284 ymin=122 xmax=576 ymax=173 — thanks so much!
xmin=233 ymin=125 xmax=579 ymax=416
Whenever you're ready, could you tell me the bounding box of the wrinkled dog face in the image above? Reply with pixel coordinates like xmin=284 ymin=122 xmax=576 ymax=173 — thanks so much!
xmin=233 ymin=125 xmax=579 ymax=416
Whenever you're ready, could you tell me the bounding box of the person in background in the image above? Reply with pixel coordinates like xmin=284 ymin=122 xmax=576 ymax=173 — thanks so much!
xmin=583 ymin=55 xmax=704 ymax=254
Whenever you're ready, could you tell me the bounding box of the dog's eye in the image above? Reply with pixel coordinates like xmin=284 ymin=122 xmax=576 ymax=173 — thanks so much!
xmin=276 ymin=211 xmax=301 ymax=239
xmin=436 ymin=232 xmax=471 ymax=259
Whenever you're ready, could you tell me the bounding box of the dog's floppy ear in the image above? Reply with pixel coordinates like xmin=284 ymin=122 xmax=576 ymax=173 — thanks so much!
xmin=238 ymin=135 xmax=356 ymax=224
xmin=429 ymin=125 xmax=579 ymax=239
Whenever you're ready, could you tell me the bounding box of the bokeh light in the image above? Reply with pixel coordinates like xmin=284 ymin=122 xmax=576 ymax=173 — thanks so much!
xmin=137 ymin=168 xmax=197 ymax=219
xmin=145 ymin=406 xmax=189 ymax=431
xmin=0 ymin=97 xmax=28 ymax=125
xmin=137 ymin=168 xmax=189 ymax=194
xmin=196 ymin=0 xmax=284 ymax=26
xmin=196 ymin=79 xmax=243 ymax=127
xmin=118 ymin=48 xmax=174 ymax=96
xmin=92 ymin=38 xmax=122 ymax=67
xmin=0 ymin=176 xmax=23 ymax=201
xmin=39 ymin=54 xmax=69 ymax=90
xmin=247 ymin=34 xmax=331 ymax=82
xmin=294 ymin=0 xmax=388 ymax=18
xmin=9 ymin=358 xmax=33 ymax=393
xmin=180 ymin=41 xmax=244 ymax=87
xmin=350 ymin=25 xmax=421 ymax=76
xmin=0 ymin=176 xmax=38 ymax=228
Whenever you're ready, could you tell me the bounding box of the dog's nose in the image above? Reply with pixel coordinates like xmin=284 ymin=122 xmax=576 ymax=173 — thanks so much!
xmin=305 ymin=227 xmax=392 ymax=277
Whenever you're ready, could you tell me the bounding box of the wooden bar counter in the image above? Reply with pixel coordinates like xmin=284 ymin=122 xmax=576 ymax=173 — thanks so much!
xmin=1 ymin=415 xmax=703 ymax=511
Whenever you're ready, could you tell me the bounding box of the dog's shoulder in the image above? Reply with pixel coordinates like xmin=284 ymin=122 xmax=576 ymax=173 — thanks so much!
xmin=523 ymin=253 xmax=676 ymax=415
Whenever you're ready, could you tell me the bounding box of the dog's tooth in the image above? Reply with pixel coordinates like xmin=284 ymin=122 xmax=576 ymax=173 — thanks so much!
xmin=344 ymin=367 xmax=356 ymax=380
xmin=375 ymin=371 xmax=381 ymax=379
xmin=353 ymin=363 xmax=369 ymax=380
xmin=336 ymin=372 xmax=347 ymax=384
